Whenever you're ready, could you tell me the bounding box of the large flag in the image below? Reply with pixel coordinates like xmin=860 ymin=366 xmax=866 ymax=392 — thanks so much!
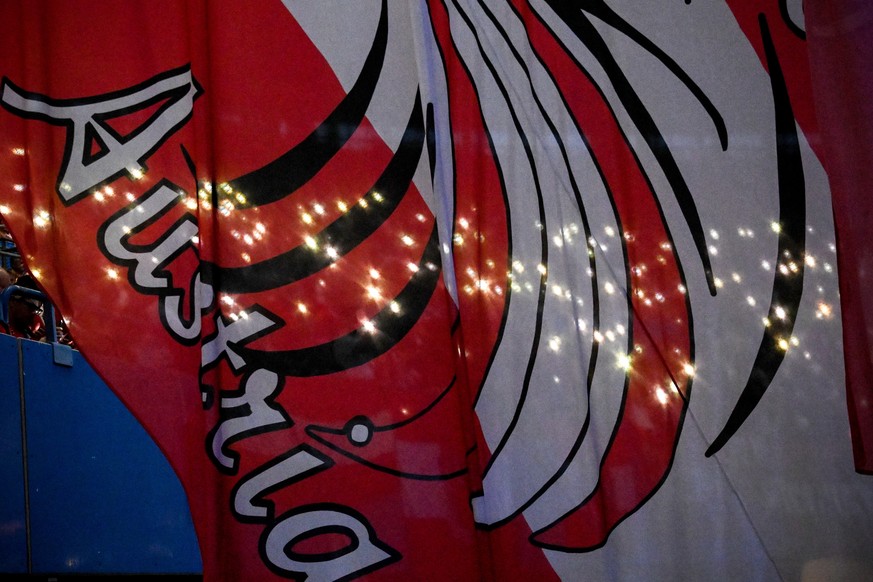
xmin=1 ymin=1 xmax=871 ymax=580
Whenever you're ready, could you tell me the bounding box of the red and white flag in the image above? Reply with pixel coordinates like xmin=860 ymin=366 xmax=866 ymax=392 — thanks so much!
xmin=1 ymin=1 xmax=871 ymax=579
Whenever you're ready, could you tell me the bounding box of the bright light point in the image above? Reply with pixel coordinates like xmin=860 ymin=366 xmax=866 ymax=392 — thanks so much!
xmin=13 ymin=184 xmax=25 ymax=192
xmin=369 ymin=268 xmax=381 ymax=279
xmin=129 ymin=168 xmax=145 ymax=180
xmin=771 ymin=221 xmax=781 ymax=233
xmin=777 ymin=338 xmax=790 ymax=351
xmin=747 ymin=296 xmax=757 ymax=307
xmin=683 ymin=363 xmax=696 ymax=377
xmin=416 ymin=213 xmax=426 ymax=222
xmin=553 ymin=235 xmax=563 ymax=248
xmin=761 ymin=260 xmax=771 ymax=270
xmin=459 ymin=217 xmax=469 ymax=229
xmin=537 ymin=264 xmax=547 ymax=276
xmin=390 ymin=301 xmax=401 ymax=313
xmin=94 ymin=192 xmax=105 ymax=202
xmin=552 ymin=284 xmax=563 ymax=296
xmin=304 ymin=236 xmax=318 ymax=249
xmin=604 ymin=282 xmax=615 ymax=295
xmin=372 ymin=191 xmax=384 ymax=202
xmin=678 ymin=284 xmax=687 ymax=294
xmin=512 ymin=261 xmax=525 ymax=273
xmin=0 ymin=205 xmax=9 ymax=214
xmin=338 ymin=201 xmax=348 ymax=212
xmin=655 ymin=386 xmax=669 ymax=404
xmin=33 ymin=210 xmax=50 ymax=228
xmin=593 ymin=330 xmax=604 ymax=343
xmin=790 ymin=336 xmax=800 ymax=346
xmin=775 ymin=306 xmax=787 ymax=319
xmin=714 ymin=278 xmax=724 ymax=289
xmin=106 ymin=267 xmax=119 ymax=280
xmin=126 ymin=192 xmax=136 ymax=202
xmin=11 ymin=147 xmax=25 ymax=156
xmin=297 ymin=303 xmax=308 ymax=314
xmin=185 ymin=198 xmax=197 ymax=210
xmin=732 ymin=272 xmax=742 ymax=283
xmin=401 ymin=235 xmax=414 ymax=246
xmin=255 ymin=223 xmax=266 ymax=233
xmin=605 ymin=330 xmax=616 ymax=342
xmin=367 ymin=286 xmax=382 ymax=300
xmin=362 ymin=319 xmax=376 ymax=333
xmin=301 ymin=213 xmax=313 ymax=224
xmin=804 ymin=351 xmax=812 ymax=360
xmin=816 ymin=301 xmax=833 ymax=319
xmin=240 ymin=311 xmax=249 ymax=320
xmin=325 ymin=246 xmax=339 ymax=259
xmin=577 ymin=319 xmax=587 ymax=331
xmin=604 ymin=226 xmax=615 ymax=237
xmin=407 ymin=262 xmax=419 ymax=273
xmin=763 ymin=317 xmax=771 ymax=327
xmin=548 ymin=336 xmax=562 ymax=352
xmin=221 ymin=295 xmax=235 ymax=306
xmin=313 ymin=203 xmax=325 ymax=215
xmin=824 ymin=263 xmax=833 ymax=273
xmin=616 ymin=324 xmax=626 ymax=335
xmin=241 ymin=253 xmax=251 ymax=263
xmin=805 ymin=255 xmax=816 ymax=268
xmin=709 ymin=245 xmax=718 ymax=256
xmin=553 ymin=376 xmax=561 ymax=384
xmin=243 ymin=234 xmax=254 ymax=245
xmin=359 ymin=199 xmax=369 ymax=208
xmin=709 ymin=229 xmax=720 ymax=240
xmin=617 ymin=353 xmax=632 ymax=371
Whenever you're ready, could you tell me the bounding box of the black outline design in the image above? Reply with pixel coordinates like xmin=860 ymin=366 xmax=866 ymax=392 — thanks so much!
xmin=259 ymin=503 xmax=401 ymax=581
xmin=0 ymin=64 xmax=202 ymax=205
xmin=205 ymin=368 xmax=294 ymax=475
xmin=543 ymin=0 xmax=719 ymax=295
xmin=224 ymin=0 xmax=389 ymax=209
xmin=305 ymin=377 xmax=468 ymax=480
xmin=203 ymin=91 xmax=425 ymax=294
xmin=236 ymin=226 xmax=442 ymax=376
xmin=230 ymin=444 xmax=334 ymax=524
xmin=779 ymin=0 xmax=806 ymax=40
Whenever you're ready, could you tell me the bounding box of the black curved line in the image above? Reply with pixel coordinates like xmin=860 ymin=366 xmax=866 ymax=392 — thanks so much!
xmin=303 ymin=434 xmax=468 ymax=481
xmin=443 ymin=0 xmax=550 ymax=478
xmin=426 ymin=102 xmax=437 ymax=184
xmin=578 ymin=0 xmax=728 ymax=149
xmin=543 ymin=0 xmax=717 ymax=295
xmin=706 ymin=14 xmax=805 ymax=457
xmin=481 ymin=0 xmax=700 ymax=537
xmin=203 ymin=92 xmax=424 ymax=294
xmin=304 ymin=377 xmax=466 ymax=480
xmin=224 ymin=0 xmax=388 ymax=208
xmin=779 ymin=0 xmax=806 ymax=40
xmin=423 ymin=0 xmax=516 ymax=409
xmin=466 ymin=0 xmax=604 ymax=529
xmin=236 ymin=226 xmax=442 ymax=376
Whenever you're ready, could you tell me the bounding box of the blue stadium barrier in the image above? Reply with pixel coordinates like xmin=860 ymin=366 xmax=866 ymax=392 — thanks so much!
xmin=0 ymin=326 xmax=202 ymax=575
